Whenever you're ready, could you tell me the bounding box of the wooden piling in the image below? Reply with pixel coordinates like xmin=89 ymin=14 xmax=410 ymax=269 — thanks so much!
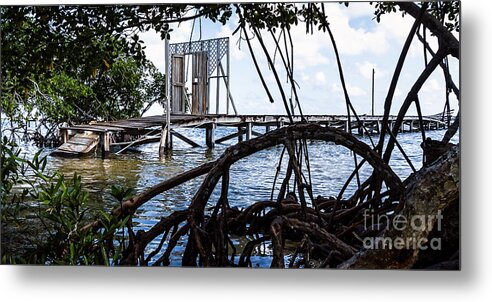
xmin=238 ymin=127 xmax=243 ymax=142
xmin=246 ymin=123 xmax=252 ymax=140
xmin=99 ymin=132 xmax=111 ymax=158
xmin=159 ymin=125 xmax=172 ymax=156
xmin=206 ymin=123 xmax=216 ymax=148
xmin=278 ymin=119 xmax=284 ymax=129
xmin=60 ymin=128 xmax=69 ymax=144
xmin=215 ymin=47 xmax=220 ymax=114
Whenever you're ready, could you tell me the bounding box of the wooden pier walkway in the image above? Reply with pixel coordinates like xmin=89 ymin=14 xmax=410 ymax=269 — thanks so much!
xmin=53 ymin=114 xmax=450 ymax=157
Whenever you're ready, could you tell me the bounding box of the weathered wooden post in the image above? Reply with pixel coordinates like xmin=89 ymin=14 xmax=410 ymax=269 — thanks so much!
xmin=160 ymin=31 xmax=172 ymax=156
xmin=99 ymin=133 xmax=105 ymax=158
xmin=246 ymin=122 xmax=252 ymax=140
xmin=60 ymin=128 xmax=69 ymax=144
xmin=278 ymin=117 xmax=285 ymax=129
xmin=159 ymin=125 xmax=172 ymax=155
xmin=371 ymin=68 xmax=375 ymax=116
xmin=226 ymin=39 xmax=231 ymax=115
xmin=237 ymin=127 xmax=243 ymax=142
xmin=266 ymin=125 xmax=271 ymax=133
xmin=105 ymin=133 xmax=111 ymax=153
xmin=206 ymin=122 xmax=216 ymax=148
xmin=215 ymin=46 xmax=220 ymax=114
xmin=99 ymin=132 xmax=111 ymax=158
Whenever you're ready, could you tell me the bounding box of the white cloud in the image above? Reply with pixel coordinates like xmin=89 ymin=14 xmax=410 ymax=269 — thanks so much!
xmin=339 ymin=2 xmax=376 ymax=19
xmin=140 ymin=30 xmax=166 ymax=72
xmin=288 ymin=25 xmax=330 ymax=70
xmin=331 ymin=83 xmax=367 ymax=97
xmin=335 ymin=27 xmax=388 ymax=56
xmin=324 ymin=4 xmax=389 ymax=56
xmin=314 ymin=71 xmax=327 ymax=86
xmin=357 ymin=61 xmax=386 ymax=80
xmin=270 ymin=3 xmax=389 ymax=70
xmin=421 ymin=78 xmax=443 ymax=93
xmin=218 ymin=14 xmax=247 ymax=61
xmin=139 ymin=17 xmax=196 ymax=73
xmin=349 ymin=85 xmax=367 ymax=97
xmin=301 ymin=72 xmax=310 ymax=83
xmin=377 ymin=11 xmax=414 ymax=42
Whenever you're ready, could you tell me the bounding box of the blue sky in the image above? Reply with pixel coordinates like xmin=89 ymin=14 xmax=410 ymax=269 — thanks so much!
xmin=140 ymin=2 xmax=459 ymax=117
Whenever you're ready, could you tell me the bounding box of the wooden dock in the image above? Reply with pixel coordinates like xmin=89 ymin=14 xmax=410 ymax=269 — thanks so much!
xmin=55 ymin=114 xmax=450 ymax=157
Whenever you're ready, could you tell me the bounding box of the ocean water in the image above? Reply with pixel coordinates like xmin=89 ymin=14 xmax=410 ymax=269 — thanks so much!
xmin=5 ymin=125 xmax=459 ymax=266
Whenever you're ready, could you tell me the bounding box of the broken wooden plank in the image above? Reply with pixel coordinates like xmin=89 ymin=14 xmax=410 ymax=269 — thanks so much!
xmin=51 ymin=133 xmax=99 ymax=157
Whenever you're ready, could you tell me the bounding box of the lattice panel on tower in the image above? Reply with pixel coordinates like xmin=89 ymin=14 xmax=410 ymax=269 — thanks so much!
xmin=168 ymin=37 xmax=229 ymax=77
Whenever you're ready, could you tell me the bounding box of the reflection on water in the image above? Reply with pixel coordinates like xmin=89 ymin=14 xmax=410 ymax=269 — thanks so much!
xmin=14 ymin=126 xmax=459 ymax=266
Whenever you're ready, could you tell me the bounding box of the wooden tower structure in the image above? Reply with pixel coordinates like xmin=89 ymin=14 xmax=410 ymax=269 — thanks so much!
xmin=166 ymin=37 xmax=236 ymax=116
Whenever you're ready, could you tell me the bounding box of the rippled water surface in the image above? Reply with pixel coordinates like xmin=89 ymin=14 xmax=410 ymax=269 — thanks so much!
xmin=15 ymin=126 xmax=459 ymax=266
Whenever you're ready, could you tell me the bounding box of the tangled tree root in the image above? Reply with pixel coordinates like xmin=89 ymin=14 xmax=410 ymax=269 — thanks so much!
xmin=339 ymin=145 xmax=459 ymax=269
xmin=82 ymin=124 xmax=459 ymax=268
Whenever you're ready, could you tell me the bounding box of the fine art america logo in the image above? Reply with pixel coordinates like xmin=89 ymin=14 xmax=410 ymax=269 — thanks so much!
xmin=362 ymin=209 xmax=443 ymax=251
